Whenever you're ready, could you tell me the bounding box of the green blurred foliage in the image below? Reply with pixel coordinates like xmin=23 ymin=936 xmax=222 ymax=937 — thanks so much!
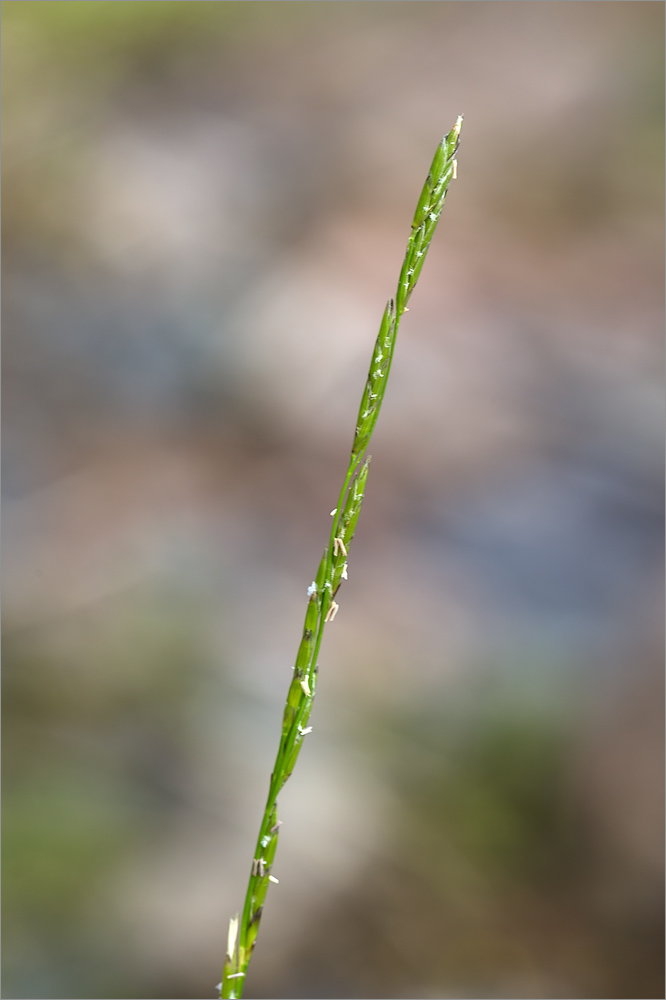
xmin=3 ymin=587 xmax=215 ymax=997
xmin=401 ymin=711 xmax=576 ymax=882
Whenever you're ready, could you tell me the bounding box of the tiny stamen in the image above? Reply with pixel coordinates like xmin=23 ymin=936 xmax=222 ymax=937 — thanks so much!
xmin=333 ymin=537 xmax=345 ymax=557
xmin=325 ymin=601 xmax=339 ymax=622
xmin=226 ymin=914 xmax=239 ymax=962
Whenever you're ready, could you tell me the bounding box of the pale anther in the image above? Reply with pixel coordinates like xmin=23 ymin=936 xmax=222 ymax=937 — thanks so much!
xmin=324 ymin=601 xmax=339 ymax=622
xmin=226 ymin=914 xmax=239 ymax=961
xmin=300 ymin=677 xmax=311 ymax=697
xmin=333 ymin=537 xmax=347 ymax=558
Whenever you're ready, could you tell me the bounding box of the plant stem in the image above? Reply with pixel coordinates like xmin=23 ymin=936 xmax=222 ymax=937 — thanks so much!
xmin=220 ymin=115 xmax=462 ymax=1000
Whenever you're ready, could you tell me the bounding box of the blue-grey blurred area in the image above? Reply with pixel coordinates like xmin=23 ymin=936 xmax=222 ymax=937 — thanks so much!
xmin=2 ymin=3 xmax=664 ymax=998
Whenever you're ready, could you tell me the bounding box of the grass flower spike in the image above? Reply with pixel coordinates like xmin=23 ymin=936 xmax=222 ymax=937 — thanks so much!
xmin=220 ymin=115 xmax=462 ymax=999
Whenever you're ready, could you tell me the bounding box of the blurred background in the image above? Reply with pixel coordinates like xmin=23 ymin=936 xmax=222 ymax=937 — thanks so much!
xmin=2 ymin=3 xmax=664 ymax=998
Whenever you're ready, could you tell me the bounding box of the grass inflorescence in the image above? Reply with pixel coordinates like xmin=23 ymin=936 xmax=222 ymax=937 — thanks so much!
xmin=220 ymin=115 xmax=463 ymax=999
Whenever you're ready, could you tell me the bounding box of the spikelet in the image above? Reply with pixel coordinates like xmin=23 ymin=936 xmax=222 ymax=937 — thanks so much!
xmin=221 ymin=116 xmax=463 ymax=998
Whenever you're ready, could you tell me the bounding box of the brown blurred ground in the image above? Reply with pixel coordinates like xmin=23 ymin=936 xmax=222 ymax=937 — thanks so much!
xmin=2 ymin=3 xmax=664 ymax=998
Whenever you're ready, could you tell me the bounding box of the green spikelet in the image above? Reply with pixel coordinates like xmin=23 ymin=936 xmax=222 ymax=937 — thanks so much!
xmin=220 ymin=115 xmax=463 ymax=999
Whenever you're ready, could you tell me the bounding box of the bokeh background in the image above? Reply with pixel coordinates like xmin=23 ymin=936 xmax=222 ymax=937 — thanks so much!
xmin=2 ymin=3 xmax=664 ymax=998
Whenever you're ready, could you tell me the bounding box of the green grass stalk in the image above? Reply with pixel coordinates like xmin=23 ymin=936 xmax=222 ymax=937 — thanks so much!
xmin=219 ymin=115 xmax=463 ymax=1000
